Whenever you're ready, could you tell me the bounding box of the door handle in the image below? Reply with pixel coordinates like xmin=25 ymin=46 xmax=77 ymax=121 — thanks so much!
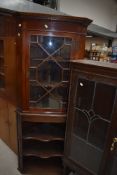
xmin=110 ymin=138 xmax=117 ymax=151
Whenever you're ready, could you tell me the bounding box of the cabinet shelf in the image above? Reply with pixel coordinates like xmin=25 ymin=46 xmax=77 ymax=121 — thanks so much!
xmin=23 ymin=133 xmax=64 ymax=142
xmin=23 ymin=148 xmax=63 ymax=158
xmin=22 ymin=122 xmax=65 ymax=141
xmin=23 ymin=140 xmax=64 ymax=158
xmin=22 ymin=114 xmax=67 ymax=123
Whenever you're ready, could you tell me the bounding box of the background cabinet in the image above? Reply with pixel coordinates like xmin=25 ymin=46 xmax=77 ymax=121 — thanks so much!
xmin=64 ymin=60 xmax=117 ymax=175
xmin=0 ymin=16 xmax=17 ymax=153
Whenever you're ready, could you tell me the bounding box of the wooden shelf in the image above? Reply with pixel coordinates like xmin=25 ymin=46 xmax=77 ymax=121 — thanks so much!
xmin=23 ymin=148 xmax=63 ymax=158
xmin=23 ymin=133 xmax=64 ymax=142
xmin=22 ymin=114 xmax=67 ymax=123
xmin=22 ymin=122 xmax=65 ymax=142
xmin=23 ymin=141 xmax=64 ymax=159
xmin=23 ymin=157 xmax=63 ymax=175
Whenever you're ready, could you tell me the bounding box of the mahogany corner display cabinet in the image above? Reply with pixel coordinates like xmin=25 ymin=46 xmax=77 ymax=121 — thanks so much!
xmin=64 ymin=60 xmax=117 ymax=175
xmin=0 ymin=1 xmax=117 ymax=174
xmin=0 ymin=0 xmax=92 ymax=175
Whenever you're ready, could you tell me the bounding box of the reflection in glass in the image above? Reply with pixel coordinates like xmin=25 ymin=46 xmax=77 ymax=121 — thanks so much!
xmin=38 ymin=36 xmax=64 ymax=54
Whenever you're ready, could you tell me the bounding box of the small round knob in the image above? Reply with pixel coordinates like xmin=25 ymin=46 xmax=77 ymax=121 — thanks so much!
xmin=44 ymin=24 xmax=48 ymax=29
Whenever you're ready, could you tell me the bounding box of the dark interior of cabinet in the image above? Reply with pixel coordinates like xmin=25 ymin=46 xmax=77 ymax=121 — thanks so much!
xmin=23 ymin=157 xmax=63 ymax=175
xmin=22 ymin=122 xmax=65 ymax=141
xmin=23 ymin=140 xmax=64 ymax=158
xmin=0 ymin=39 xmax=5 ymax=88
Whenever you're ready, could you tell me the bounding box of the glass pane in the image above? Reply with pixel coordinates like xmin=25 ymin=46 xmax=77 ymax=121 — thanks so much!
xmin=88 ymin=119 xmax=109 ymax=149
xmin=51 ymin=86 xmax=69 ymax=102
xmin=53 ymin=45 xmax=71 ymax=60
xmin=64 ymin=38 xmax=72 ymax=45
xmin=30 ymin=85 xmax=46 ymax=101
xmin=29 ymin=68 xmax=36 ymax=80
xmin=38 ymin=36 xmax=64 ymax=54
xmin=30 ymin=59 xmax=42 ymax=67
xmin=74 ymin=109 xmax=89 ymax=140
xmin=76 ymin=78 xmax=95 ymax=110
xmin=30 ymin=43 xmax=48 ymax=60
xmin=37 ymin=61 xmax=62 ymax=84
xmin=93 ymin=83 xmax=116 ymax=121
xmin=30 ymin=35 xmax=38 ymax=43
xmin=70 ymin=135 xmax=103 ymax=174
xmin=30 ymin=95 xmax=62 ymax=109
xmin=29 ymin=35 xmax=72 ymax=109
xmin=63 ymin=70 xmax=70 ymax=81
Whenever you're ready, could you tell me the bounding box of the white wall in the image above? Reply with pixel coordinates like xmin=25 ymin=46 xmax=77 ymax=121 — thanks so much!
xmin=59 ymin=0 xmax=117 ymax=32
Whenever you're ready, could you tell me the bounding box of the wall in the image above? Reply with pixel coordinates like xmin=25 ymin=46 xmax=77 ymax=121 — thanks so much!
xmin=59 ymin=0 xmax=117 ymax=32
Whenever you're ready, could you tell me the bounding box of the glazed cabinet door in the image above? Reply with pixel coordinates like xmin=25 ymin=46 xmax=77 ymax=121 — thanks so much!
xmin=25 ymin=33 xmax=74 ymax=112
xmin=65 ymin=70 xmax=117 ymax=175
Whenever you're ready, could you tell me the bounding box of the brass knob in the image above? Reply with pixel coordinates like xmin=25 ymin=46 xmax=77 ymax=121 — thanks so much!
xmin=110 ymin=137 xmax=117 ymax=151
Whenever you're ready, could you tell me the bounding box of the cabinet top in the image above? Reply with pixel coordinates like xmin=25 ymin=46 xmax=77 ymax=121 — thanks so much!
xmin=0 ymin=0 xmax=92 ymax=25
xmin=71 ymin=59 xmax=117 ymax=77
xmin=71 ymin=59 xmax=117 ymax=69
